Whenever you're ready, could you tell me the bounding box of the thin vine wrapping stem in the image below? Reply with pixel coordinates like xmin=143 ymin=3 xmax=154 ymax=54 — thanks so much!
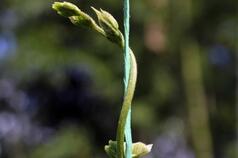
xmin=124 ymin=0 xmax=130 ymax=88
xmin=117 ymin=49 xmax=137 ymax=158
xmin=122 ymin=0 xmax=132 ymax=158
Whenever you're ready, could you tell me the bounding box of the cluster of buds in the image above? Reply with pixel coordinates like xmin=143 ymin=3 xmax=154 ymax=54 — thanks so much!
xmin=52 ymin=1 xmax=124 ymax=47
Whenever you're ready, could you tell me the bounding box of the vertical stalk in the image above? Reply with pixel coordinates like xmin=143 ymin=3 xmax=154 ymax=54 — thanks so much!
xmin=236 ymin=44 xmax=238 ymax=158
xmin=181 ymin=42 xmax=213 ymax=158
xmin=123 ymin=0 xmax=132 ymax=158
xmin=235 ymin=15 xmax=238 ymax=158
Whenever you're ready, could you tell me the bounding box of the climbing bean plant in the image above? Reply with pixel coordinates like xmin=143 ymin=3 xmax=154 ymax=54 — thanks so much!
xmin=52 ymin=2 xmax=152 ymax=158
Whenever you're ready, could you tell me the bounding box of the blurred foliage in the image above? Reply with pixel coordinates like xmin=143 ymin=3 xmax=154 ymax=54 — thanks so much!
xmin=31 ymin=126 xmax=92 ymax=158
xmin=0 ymin=0 xmax=237 ymax=158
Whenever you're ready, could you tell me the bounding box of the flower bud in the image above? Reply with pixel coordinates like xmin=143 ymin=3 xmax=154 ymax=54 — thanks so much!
xmin=52 ymin=1 xmax=81 ymax=17
xmin=92 ymin=7 xmax=123 ymax=45
xmin=132 ymin=142 xmax=153 ymax=158
xmin=52 ymin=2 xmax=96 ymax=29
xmin=92 ymin=7 xmax=119 ymax=30
xmin=104 ymin=140 xmax=118 ymax=158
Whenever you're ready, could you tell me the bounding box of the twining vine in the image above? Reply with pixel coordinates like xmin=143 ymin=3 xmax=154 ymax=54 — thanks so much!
xmin=52 ymin=2 xmax=152 ymax=158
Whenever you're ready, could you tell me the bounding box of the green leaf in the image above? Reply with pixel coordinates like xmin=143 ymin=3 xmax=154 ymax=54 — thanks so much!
xmin=132 ymin=142 xmax=153 ymax=158
xmin=104 ymin=141 xmax=153 ymax=158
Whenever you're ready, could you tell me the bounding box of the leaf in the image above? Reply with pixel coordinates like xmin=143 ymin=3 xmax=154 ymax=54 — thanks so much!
xmin=104 ymin=140 xmax=153 ymax=158
xmin=132 ymin=142 xmax=153 ymax=158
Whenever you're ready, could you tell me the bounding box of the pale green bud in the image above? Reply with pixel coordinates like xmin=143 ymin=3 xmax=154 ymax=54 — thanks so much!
xmin=104 ymin=140 xmax=119 ymax=158
xmin=132 ymin=142 xmax=153 ymax=158
xmin=91 ymin=7 xmax=123 ymax=45
xmin=69 ymin=15 xmax=95 ymax=28
xmin=52 ymin=2 xmax=96 ymax=29
xmin=52 ymin=2 xmax=82 ymax=17
xmin=91 ymin=7 xmax=119 ymax=30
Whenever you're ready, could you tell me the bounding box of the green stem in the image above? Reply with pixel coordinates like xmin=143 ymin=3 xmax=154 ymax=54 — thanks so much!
xmin=116 ymin=48 xmax=137 ymax=158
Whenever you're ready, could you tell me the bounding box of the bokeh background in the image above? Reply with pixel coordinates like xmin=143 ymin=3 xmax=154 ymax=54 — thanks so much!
xmin=0 ymin=0 xmax=237 ymax=158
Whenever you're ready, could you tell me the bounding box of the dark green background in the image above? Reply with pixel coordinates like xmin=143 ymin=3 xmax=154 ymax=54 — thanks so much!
xmin=0 ymin=0 xmax=237 ymax=158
